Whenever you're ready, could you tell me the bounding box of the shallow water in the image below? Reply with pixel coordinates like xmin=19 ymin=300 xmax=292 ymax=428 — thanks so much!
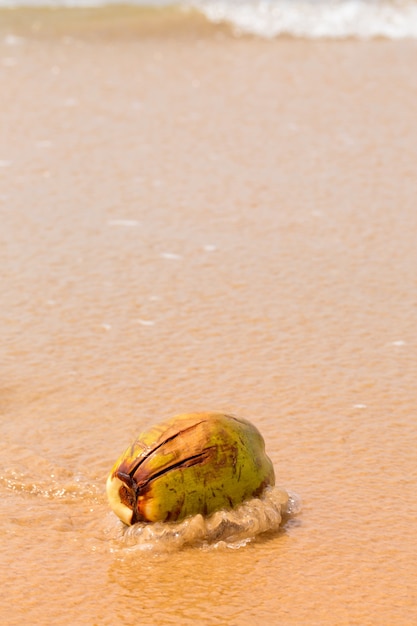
xmin=1 ymin=17 xmax=417 ymax=625
xmin=2 ymin=0 xmax=417 ymax=39
xmin=109 ymin=487 xmax=295 ymax=552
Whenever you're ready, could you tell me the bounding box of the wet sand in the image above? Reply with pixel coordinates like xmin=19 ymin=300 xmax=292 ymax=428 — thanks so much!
xmin=1 ymin=13 xmax=417 ymax=625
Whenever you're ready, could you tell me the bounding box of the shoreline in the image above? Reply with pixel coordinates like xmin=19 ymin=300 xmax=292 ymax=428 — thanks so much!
xmin=2 ymin=6 xmax=417 ymax=41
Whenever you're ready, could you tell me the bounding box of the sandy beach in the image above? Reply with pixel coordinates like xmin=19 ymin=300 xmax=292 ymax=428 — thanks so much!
xmin=1 ymin=11 xmax=417 ymax=624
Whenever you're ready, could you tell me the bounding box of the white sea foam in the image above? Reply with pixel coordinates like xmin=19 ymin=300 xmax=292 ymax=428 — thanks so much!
xmin=137 ymin=318 xmax=156 ymax=326
xmin=1 ymin=0 xmax=417 ymax=39
xmin=195 ymin=0 xmax=417 ymax=39
xmin=160 ymin=252 xmax=182 ymax=260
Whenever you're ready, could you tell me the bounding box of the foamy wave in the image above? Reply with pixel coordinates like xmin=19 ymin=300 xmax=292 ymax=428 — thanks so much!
xmin=195 ymin=0 xmax=417 ymax=39
xmin=1 ymin=0 xmax=415 ymax=39
xmin=1 ymin=0 xmax=417 ymax=39
xmin=107 ymin=486 xmax=300 ymax=553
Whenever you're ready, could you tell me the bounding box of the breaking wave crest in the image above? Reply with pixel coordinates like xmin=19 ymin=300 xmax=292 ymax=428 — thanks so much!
xmin=107 ymin=486 xmax=300 ymax=553
xmin=194 ymin=0 xmax=417 ymax=39
xmin=2 ymin=0 xmax=417 ymax=39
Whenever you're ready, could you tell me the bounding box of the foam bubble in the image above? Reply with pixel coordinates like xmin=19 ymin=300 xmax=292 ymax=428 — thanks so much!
xmin=160 ymin=252 xmax=182 ymax=260
xmin=195 ymin=0 xmax=417 ymax=40
xmin=108 ymin=486 xmax=299 ymax=553
xmin=137 ymin=319 xmax=156 ymax=326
